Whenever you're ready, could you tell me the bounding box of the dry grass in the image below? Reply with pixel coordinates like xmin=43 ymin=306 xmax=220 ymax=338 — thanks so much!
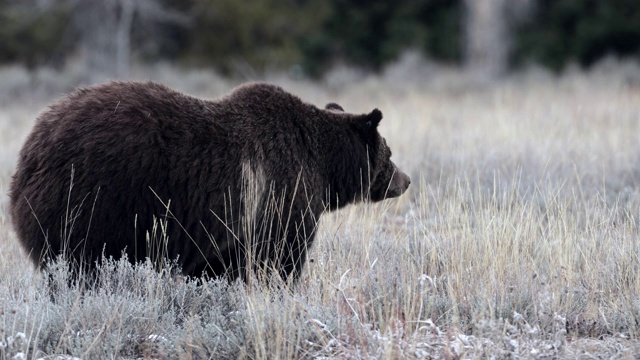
xmin=2 ymin=59 xmax=640 ymax=358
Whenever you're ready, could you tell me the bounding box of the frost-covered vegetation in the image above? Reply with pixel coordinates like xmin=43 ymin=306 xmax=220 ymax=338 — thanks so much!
xmin=2 ymin=60 xmax=640 ymax=358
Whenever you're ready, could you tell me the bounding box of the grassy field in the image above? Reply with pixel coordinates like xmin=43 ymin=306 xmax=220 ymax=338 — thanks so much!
xmin=1 ymin=60 xmax=640 ymax=358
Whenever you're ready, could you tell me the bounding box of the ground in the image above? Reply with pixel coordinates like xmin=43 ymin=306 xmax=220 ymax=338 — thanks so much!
xmin=1 ymin=60 xmax=640 ymax=358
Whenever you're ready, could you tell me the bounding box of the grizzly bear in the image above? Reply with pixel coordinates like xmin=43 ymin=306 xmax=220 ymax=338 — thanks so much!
xmin=9 ymin=81 xmax=410 ymax=283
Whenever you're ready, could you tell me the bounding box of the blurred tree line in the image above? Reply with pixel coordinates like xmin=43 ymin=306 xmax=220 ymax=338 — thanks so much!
xmin=0 ymin=0 xmax=638 ymax=78
xmin=513 ymin=0 xmax=640 ymax=71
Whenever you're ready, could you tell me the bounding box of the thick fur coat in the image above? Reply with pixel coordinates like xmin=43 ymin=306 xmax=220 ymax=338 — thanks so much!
xmin=9 ymin=81 xmax=410 ymax=282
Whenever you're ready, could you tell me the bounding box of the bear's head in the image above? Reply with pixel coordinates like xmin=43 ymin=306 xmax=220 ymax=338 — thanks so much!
xmin=326 ymin=103 xmax=411 ymax=204
xmin=361 ymin=109 xmax=411 ymax=202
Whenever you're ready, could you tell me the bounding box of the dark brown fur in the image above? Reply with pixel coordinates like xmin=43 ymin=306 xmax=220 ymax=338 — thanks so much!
xmin=9 ymin=81 xmax=410 ymax=283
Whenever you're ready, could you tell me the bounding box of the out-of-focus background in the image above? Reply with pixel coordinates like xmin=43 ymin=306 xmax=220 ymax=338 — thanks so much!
xmin=0 ymin=0 xmax=638 ymax=86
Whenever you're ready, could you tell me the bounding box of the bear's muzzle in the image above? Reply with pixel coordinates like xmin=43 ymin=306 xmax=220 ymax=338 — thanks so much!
xmin=387 ymin=165 xmax=411 ymax=198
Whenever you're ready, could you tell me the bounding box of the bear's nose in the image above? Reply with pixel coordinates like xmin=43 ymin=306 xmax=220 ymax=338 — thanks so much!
xmin=399 ymin=171 xmax=410 ymax=190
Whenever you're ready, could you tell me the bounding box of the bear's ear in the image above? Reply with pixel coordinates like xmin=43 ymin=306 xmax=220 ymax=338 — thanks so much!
xmin=325 ymin=103 xmax=344 ymax=111
xmin=363 ymin=109 xmax=382 ymax=129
